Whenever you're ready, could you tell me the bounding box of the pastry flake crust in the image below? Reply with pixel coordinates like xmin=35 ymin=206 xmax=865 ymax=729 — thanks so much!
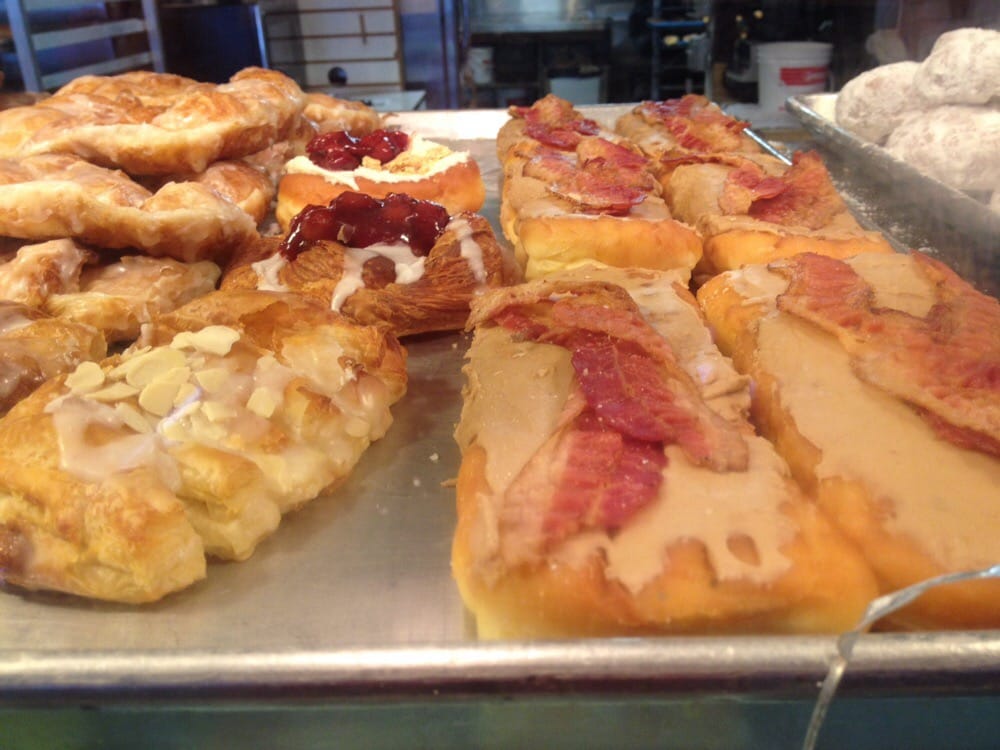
xmin=0 ymin=299 xmax=107 ymax=413
xmin=0 ymin=289 xmax=406 ymax=603
xmin=0 ymin=68 xmax=308 ymax=176
xmin=222 ymin=211 xmax=515 ymax=338
xmin=614 ymin=96 xmax=762 ymax=180
xmin=0 ymin=238 xmax=221 ymax=343
xmin=499 ymin=121 xmax=702 ymax=280
xmin=0 ymin=154 xmax=258 ymax=263
xmin=156 ymin=159 xmax=277 ymax=227
xmin=301 ymin=92 xmax=383 ymax=139
xmin=665 ymin=151 xmax=893 ymax=275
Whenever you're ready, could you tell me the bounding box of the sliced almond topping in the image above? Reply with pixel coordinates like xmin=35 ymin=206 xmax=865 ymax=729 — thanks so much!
xmin=113 ymin=347 xmax=189 ymax=388
xmin=246 ymin=386 xmax=280 ymax=418
xmin=202 ymin=400 xmax=236 ymax=423
xmin=89 ymin=382 xmax=140 ymax=402
xmin=179 ymin=408 xmax=226 ymax=442
xmin=170 ymin=325 xmax=241 ymax=356
xmin=194 ymin=367 xmax=232 ymax=394
xmin=65 ymin=361 xmax=105 ymax=394
xmin=160 ymin=366 xmax=193 ymax=387
xmin=139 ymin=378 xmax=183 ymax=417
xmin=158 ymin=413 xmax=188 ymax=442
xmin=115 ymin=402 xmax=153 ymax=434
xmin=174 ymin=382 xmax=199 ymax=407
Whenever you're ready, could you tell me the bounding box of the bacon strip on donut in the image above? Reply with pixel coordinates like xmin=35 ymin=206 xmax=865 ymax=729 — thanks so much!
xmin=512 ymin=94 xmax=601 ymax=150
xmin=521 ymin=138 xmax=655 ymax=214
xmin=718 ymin=151 xmax=845 ymax=229
xmin=485 ymin=284 xmax=749 ymax=563
xmin=772 ymin=252 xmax=1000 ymax=457
xmin=638 ymin=95 xmax=750 ymax=154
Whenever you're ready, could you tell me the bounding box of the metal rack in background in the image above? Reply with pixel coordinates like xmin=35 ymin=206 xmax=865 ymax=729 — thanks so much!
xmin=5 ymin=0 xmax=165 ymax=91
xmin=647 ymin=1 xmax=710 ymax=99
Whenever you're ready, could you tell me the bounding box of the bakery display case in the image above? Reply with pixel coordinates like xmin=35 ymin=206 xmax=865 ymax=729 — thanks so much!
xmin=0 ymin=69 xmax=998 ymax=748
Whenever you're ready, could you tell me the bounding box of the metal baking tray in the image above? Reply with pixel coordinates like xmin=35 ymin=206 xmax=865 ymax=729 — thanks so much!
xmin=786 ymin=93 xmax=1000 ymax=298
xmin=1 ymin=109 xmax=998 ymax=714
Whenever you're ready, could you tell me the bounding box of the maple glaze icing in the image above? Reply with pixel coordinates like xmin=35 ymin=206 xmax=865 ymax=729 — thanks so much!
xmin=560 ymin=438 xmax=793 ymax=589
xmin=458 ymin=270 xmax=796 ymax=593
xmin=448 ymin=217 xmax=487 ymax=283
xmin=555 ymin=265 xmax=749 ymax=423
xmin=732 ymin=253 xmax=1000 ymax=570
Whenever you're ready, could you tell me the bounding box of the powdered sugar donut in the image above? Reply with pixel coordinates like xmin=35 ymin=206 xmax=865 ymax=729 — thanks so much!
xmin=885 ymin=104 xmax=1000 ymax=191
xmin=914 ymin=28 xmax=1000 ymax=106
xmin=835 ymin=61 xmax=921 ymax=144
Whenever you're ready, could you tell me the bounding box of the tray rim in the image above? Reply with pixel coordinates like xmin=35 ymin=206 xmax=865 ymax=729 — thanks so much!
xmin=3 ymin=630 xmax=1000 ymax=704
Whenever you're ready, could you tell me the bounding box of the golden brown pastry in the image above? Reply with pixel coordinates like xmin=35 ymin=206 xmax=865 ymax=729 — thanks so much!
xmin=0 ymin=68 xmax=307 ymax=175
xmin=498 ymin=101 xmax=702 ymax=280
xmin=0 ymin=299 xmax=106 ymax=413
xmin=453 ymin=266 xmax=879 ymax=638
xmin=0 ymin=238 xmax=95 ymax=309
xmin=48 ymin=254 xmax=221 ymax=344
xmin=300 ymin=92 xmax=383 ymax=139
xmin=0 ymin=154 xmax=257 ymax=263
xmin=614 ymin=96 xmax=762 ymax=169
xmin=223 ymin=192 xmax=514 ymax=337
xmin=666 ymin=150 xmax=893 ymax=275
xmin=0 ymin=239 xmax=221 ymax=343
xmin=0 ymin=289 xmax=407 ymax=603
xmin=697 ymin=252 xmax=1000 ymax=629
xmin=495 ymin=93 xmax=619 ymax=165
xmin=153 ymin=159 xmax=277 ymax=227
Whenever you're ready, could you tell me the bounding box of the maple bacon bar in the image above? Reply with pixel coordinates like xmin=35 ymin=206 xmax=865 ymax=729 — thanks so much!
xmin=452 ymin=266 xmax=877 ymax=638
xmin=497 ymin=96 xmax=702 ymax=281
xmin=697 ymin=252 xmax=1000 ymax=629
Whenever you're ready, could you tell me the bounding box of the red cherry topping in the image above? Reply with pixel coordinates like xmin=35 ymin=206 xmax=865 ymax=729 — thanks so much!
xmin=280 ymin=192 xmax=450 ymax=261
xmin=306 ymin=129 xmax=410 ymax=171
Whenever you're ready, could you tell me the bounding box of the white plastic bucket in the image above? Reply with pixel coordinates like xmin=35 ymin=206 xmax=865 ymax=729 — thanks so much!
xmin=547 ymin=73 xmax=603 ymax=104
xmin=468 ymin=47 xmax=494 ymax=85
xmin=757 ymin=42 xmax=832 ymax=113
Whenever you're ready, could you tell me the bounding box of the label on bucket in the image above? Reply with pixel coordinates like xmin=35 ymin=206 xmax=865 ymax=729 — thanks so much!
xmin=780 ymin=66 xmax=828 ymax=86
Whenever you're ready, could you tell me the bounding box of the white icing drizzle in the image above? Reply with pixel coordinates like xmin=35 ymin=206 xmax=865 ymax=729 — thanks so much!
xmin=46 ymin=395 xmax=182 ymax=491
xmin=0 ymin=238 xmax=87 ymax=304
xmin=448 ymin=217 xmax=487 ymax=283
xmin=42 ymin=326 xmax=277 ymax=491
xmin=329 ymin=242 xmax=426 ymax=312
xmin=251 ymin=253 xmax=290 ymax=292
